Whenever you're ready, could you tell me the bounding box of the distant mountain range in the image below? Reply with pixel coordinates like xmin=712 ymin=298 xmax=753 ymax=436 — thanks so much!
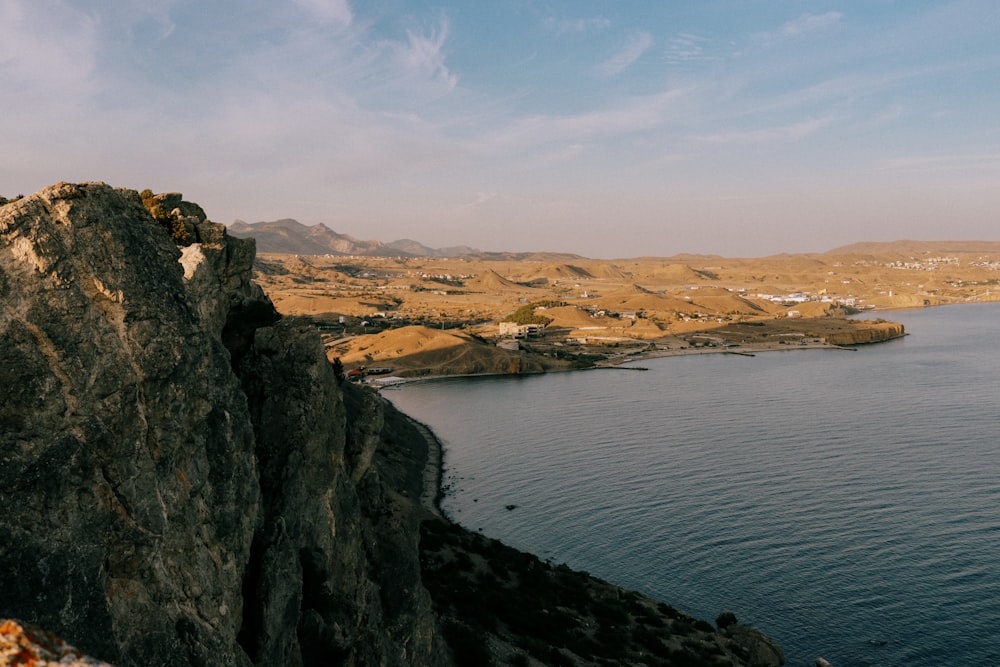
xmin=229 ymin=219 xmax=1000 ymax=261
xmin=824 ymin=240 xmax=1000 ymax=255
xmin=227 ymin=218 xmax=479 ymax=258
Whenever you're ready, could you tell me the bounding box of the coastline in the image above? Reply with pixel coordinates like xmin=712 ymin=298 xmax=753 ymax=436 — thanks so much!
xmin=396 ymin=372 xmax=789 ymax=666
xmin=373 ymin=331 xmax=903 ymax=390
xmin=595 ymin=338 xmax=869 ymax=365
xmin=382 ymin=307 xmax=987 ymax=666
xmin=395 ymin=344 xmax=791 ymax=666
xmin=398 ymin=332 xmax=907 ymax=522
xmin=384 ymin=317 xmax=911 ymax=524
xmin=390 ymin=330 xmax=907 ymax=667
xmin=394 ymin=301 xmax=1000 ymax=666
xmin=367 ymin=310 xmax=910 ymax=390
xmin=406 ymin=416 xmax=446 ymax=519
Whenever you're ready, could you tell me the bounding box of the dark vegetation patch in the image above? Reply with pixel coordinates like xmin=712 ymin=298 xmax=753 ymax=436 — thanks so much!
xmin=140 ymin=189 xmax=190 ymax=244
xmin=419 ymin=518 xmax=747 ymax=666
xmin=501 ymin=301 xmax=567 ymax=326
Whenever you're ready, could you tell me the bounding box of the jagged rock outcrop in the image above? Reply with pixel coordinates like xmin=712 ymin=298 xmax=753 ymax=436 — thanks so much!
xmin=0 ymin=182 xmax=446 ymax=666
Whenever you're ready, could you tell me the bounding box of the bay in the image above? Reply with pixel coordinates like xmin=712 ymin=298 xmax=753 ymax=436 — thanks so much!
xmin=385 ymin=303 xmax=1000 ymax=666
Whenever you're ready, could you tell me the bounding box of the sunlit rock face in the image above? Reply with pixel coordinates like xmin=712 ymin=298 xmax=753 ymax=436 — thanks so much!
xmin=0 ymin=183 xmax=445 ymax=667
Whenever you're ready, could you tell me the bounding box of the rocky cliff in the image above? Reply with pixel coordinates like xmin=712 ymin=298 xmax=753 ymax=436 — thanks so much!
xmin=0 ymin=182 xmax=446 ymax=666
xmin=1 ymin=182 xmax=784 ymax=666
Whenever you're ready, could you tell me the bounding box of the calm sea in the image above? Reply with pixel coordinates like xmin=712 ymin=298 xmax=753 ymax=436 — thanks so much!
xmin=385 ymin=303 xmax=1000 ymax=666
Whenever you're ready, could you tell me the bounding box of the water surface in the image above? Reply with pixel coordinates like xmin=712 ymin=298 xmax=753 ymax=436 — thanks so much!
xmin=386 ymin=303 xmax=1000 ymax=666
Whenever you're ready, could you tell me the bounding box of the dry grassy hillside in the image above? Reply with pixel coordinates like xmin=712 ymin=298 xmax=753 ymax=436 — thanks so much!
xmin=249 ymin=243 xmax=1000 ymax=378
xmin=330 ymin=325 xmax=571 ymax=377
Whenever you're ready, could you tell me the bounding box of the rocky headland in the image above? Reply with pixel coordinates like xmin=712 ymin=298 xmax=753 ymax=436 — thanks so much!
xmin=1 ymin=183 xmax=784 ymax=666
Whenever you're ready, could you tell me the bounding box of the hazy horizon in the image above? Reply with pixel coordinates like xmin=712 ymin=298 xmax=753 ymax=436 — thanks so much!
xmin=3 ymin=1 xmax=999 ymax=258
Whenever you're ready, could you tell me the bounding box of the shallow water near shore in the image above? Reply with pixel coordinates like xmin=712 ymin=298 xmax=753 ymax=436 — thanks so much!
xmin=385 ymin=303 xmax=1000 ymax=666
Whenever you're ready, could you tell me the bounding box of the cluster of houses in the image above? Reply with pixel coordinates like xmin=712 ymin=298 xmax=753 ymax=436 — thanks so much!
xmin=498 ymin=322 xmax=546 ymax=338
xmin=416 ymin=271 xmax=476 ymax=281
xmin=739 ymin=289 xmax=859 ymax=308
xmin=859 ymin=256 xmax=961 ymax=271
xmin=971 ymin=260 xmax=1000 ymax=270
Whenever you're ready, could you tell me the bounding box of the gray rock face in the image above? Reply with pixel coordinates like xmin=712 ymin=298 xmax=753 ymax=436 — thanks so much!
xmin=0 ymin=183 xmax=446 ymax=666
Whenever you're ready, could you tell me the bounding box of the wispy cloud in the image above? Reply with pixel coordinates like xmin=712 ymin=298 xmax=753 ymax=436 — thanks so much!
xmin=138 ymin=2 xmax=177 ymax=40
xmin=487 ymin=88 xmax=691 ymax=151
xmin=396 ymin=18 xmax=457 ymax=89
xmin=753 ymin=11 xmax=843 ymax=46
xmin=781 ymin=11 xmax=843 ymax=37
xmin=871 ymin=104 xmax=904 ymax=125
xmin=879 ymin=153 xmax=1000 ymax=174
xmin=456 ymin=191 xmax=498 ymax=210
xmin=694 ymin=116 xmax=836 ymax=145
xmin=292 ymin=0 xmax=353 ymax=26
xmin=595 ymin=31 xmax=653 ymax=77
xmin=543 ymin=15 xmax=611 ymax=36
xmin=666 ymin=33 xmax=715 ymax=66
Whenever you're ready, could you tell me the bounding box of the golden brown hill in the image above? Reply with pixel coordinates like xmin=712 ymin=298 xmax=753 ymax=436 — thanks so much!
xmin=269 ymin=293 xmax=354 ymax=317
xmin=586 ymin=263 xmax=633 ymax=280
xmin=542 ymin=305 xmax=616 ymax=328
xmin=647 ymin=263 xmax=717 ymax=284
xmin=331 ymin=325 xmax=564 ymax=377
xmin=542 ymin=263 xmax=595 ymax=279
xmin=593 ymin=289 xmax=695 ymax=314
xmin=683 ymin=294 xmax=774 ymax=316
xmin=596 ymin=283 xmax=658 ymax=298
xmin=466 ymin=268 xmax=531 ymax=292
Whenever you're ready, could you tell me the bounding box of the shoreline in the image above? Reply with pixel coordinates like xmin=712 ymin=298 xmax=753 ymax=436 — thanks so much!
xmin=388 ymin=320 xmax=921 ymax=665
xmin=405 ymin=417 xmax=446 ymax=519
xmin=595 ymin=339 xmax=868 ymax=365
xmin=375 ymin=333 xmax=903 ymax=390
xmin=400 ymin=332 xmax=907 ymax=523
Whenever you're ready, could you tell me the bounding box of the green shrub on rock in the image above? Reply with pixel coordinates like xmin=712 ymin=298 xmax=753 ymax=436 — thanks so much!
xmin=140 ymin=189 xmax=190 ymax=244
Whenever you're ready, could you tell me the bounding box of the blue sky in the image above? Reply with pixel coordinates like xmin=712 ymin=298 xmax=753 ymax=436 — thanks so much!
xmin=2 ymin=1 xmax=999 ymax=257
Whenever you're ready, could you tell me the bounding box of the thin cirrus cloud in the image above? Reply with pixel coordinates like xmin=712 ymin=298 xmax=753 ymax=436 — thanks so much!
xmin=292 ymin=0 xmax=353 ymax=26
xmin=692 ymin=116 xmax=837 ymax=145
xmin=455 ymin=191 xmax=498 ymax=211
xmin=666 ymin=33 xmax=714 ymax=66
xmin=399 ymin=19 xmax=458 ymax=89
xmin=542 ymin=15 xmax=611 ymax=35
xmin=485 ymin=88 xmax=688 ymax=152
xmin=752 ymin=11 xmax=844 ymax=45
xmin=595 ymin=30 xmax=654 ymax=77
xmin=879 ymin=153 xmax=1000 ymax=174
